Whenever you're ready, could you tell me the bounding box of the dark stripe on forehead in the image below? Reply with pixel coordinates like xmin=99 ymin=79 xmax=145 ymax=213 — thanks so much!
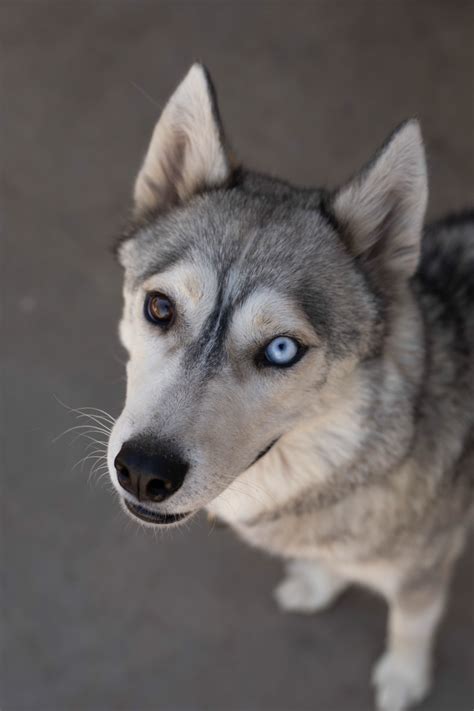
xmin=184 ymin=277 xmax=235 ymax=376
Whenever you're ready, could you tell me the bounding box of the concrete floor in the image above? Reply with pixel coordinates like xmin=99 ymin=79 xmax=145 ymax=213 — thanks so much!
xmin=1 ymin=2 xmax=473 ymax=709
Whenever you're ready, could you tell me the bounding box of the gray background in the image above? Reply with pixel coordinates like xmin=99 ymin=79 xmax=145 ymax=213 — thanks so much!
xmin=1 ymin=2 xmax=473 ymax=710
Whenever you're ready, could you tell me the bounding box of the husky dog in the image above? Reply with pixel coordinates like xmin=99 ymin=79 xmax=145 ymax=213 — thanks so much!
xmin=107 ymin=65 xmax=473 ymax=711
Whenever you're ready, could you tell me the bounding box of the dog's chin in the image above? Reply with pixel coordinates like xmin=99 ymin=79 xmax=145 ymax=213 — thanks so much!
xmin=121 ymin=498 xmax=193 ymax=527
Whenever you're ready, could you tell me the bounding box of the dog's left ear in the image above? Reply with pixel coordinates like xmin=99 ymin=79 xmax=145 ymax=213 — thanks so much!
xmin=332 ymin=120 xmax=428 ymax=283
xmin=133 ymin=64 xmax=234 ymax=218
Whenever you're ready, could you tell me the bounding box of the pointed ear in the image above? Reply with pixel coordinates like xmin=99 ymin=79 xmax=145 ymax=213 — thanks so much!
xmin=133 ymin=64 xmax=235 ymax=218
xmin=331 ymin=120 xmax=428 ymax=283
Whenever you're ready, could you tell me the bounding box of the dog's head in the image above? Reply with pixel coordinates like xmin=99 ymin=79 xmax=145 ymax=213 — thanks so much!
xmin=107 ymin=64 xmax=427 ymax=526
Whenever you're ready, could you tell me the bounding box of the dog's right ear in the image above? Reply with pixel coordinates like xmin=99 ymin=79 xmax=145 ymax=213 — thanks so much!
xmin=133 ymin=64 xmax=235 ymax=218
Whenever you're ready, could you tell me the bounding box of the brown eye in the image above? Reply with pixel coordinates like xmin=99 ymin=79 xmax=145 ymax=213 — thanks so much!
xmin=144 ymin=292 xmax=175 ymax=327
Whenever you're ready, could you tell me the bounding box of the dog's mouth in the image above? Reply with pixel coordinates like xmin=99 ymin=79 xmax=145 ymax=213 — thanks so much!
xmin=123 ymin=499 xmax=192 ymax=526
xmin=250 ymin=437 xmax=280 ymax=468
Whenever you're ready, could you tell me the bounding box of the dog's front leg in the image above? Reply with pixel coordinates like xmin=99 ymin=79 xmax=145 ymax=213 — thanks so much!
xmin=372 ymin=582 xmax=448 ymax=711
xmin=274 ymin=559 xmax=348 ymax=614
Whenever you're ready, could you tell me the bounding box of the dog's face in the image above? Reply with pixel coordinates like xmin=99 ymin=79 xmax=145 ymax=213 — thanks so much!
xmin=107 ymin=65 xmax=427 ymax=526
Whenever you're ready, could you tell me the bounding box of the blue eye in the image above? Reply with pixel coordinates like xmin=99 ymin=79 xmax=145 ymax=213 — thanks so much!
xmin=264 ymin=336 xmax=301 ymax=367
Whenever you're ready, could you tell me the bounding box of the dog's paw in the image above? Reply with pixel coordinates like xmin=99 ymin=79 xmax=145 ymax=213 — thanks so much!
xmin=274 ymin=562 xmax=346 ymax=614
xmin=372 ymin=651 xmax=430 ymax=711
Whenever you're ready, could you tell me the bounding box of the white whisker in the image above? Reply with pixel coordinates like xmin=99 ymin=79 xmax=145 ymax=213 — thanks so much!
xmin=72 ymin=451 xmax=107 ymax=472
xmin=53 ymin=424 xmax=111 ymax=444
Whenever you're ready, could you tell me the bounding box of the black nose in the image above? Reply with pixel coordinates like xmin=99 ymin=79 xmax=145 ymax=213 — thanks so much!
xmin=114 ymin=439 xmax=189 ymax=503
